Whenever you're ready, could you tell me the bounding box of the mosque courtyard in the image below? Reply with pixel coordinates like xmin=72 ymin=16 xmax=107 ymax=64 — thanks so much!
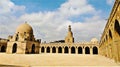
xmin=0 ymin=53 xmax=119 ymax=67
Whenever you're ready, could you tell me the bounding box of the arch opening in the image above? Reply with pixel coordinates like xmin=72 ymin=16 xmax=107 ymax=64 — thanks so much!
xmin=52 ymin=47 xmax=56 ymax=53
xmin=109 ymin=30 xmax=112 ymax=39
xmin=12 ymin=43 xmax=17 ymax=53
xmin=93 ymin=46 xmax=98 ymax=54
xmin=58 ymin=47 xmax=62 ymax=53
xmin=114 ymin=20 xmax=120 ymax=35
xmin=85 ymin=47 xmax=90 ymax=54
xmin=31 ymin=44 xmax=35 ymax=54
xmin=47 ymin=47 xmax=50 ymax=53
xmin=64 ymin=46 xmax=69 ymax=53
xmin=71 ymin=47 xmax=75 ymax=54
xmin=78 ymin=47 xmax=82 ymax=54
xmin=1 ymin=46 xmax=6 ymax=52
xmin=41 ymin=47 xmax=44 ymax=53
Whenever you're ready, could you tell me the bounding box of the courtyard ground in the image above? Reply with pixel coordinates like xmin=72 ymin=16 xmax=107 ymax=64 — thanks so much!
xmin=0 ymin=53 xmax=119 ymax=67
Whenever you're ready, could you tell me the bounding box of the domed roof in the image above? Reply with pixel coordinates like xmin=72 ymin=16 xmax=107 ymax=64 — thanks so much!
xmin=16 ymin=23 xmax=33 ymax=34
xmin=91 ymin=38 xmax=98 ymax=42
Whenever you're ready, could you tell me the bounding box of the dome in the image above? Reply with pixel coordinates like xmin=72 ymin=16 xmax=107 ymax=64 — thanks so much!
xmin=16 ymin=23 xmax=33 ymax=34
xmin=91 ymin=38 xmax=98 ymax=42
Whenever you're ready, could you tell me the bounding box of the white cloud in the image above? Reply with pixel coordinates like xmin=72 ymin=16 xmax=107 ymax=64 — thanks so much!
xmin=0 ymin=0 xmax=25 ymax=38
xmin=0 ymin=0 xmax=106 ymax=43
xmin=106 ymin=0 xmax=115 ymax=5
xmin=0 ymin=0 xmax=25 ymax=14
xmin=59 ymin=0 xmax=95 ymax=17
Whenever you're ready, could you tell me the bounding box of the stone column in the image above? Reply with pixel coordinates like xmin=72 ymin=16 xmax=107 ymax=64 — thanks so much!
xmin=90 ymin=47 xmax=93 ymax=55
xmin=50 ymin=47 xmax=52 ymax=53
xmin=56 ymin=47 xmax=58 ymax=53
xmin=44 ymin=47 xmax=46 ymax=53
xmin=83 ymin=47 xmax=85 ymax=54
xmin=39 ymin=47 xmax=41 ymax=54
xmin=76 ymin=47 xmax=78 ymax=54
xmin=69 ymin=47 xmax=71 ymax=54
xmin=62 ymin=47 xmax=64 ymax=54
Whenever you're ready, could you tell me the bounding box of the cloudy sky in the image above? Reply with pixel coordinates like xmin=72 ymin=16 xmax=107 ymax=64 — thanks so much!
xmin=0 ymin=0 xmax=114 ymax=42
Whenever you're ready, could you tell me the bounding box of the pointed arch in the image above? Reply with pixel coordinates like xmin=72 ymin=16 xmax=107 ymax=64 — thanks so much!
xmin=41 ymin=47 xmax=44 ymax=53
xmin=31 ymin=44 xmax=35 ymax=54
xmin=114 ymin=20 xmax=120 ymax=35
xmin=12 ymin=43 xmax=17 ymax=53
xmin=52 ymin=47 xmax=56 ymax=53
xmin=58 ymin=47 xmax=62 ymax=53
xmin=93 ymin=46 xmax=98 ymax=54
xmin=64 ymin=46 xmax=69 ymax=53
xmin=78 ymin=47 xmax=82 ymax=54
xmin=109 ymin=30 xmax=112 ymax=39
xmin=47 ymin=47 xmax=50 ymax=53
xmin=71 ymin=47 xmax=75 ymax=54
xmin=85 ymin=47 xmax=90 ymax=54
xmin=1 ymin=46 xmax=6 ymax=52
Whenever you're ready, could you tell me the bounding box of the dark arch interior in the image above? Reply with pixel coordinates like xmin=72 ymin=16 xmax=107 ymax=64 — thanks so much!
xmin=71 ymin=47 xmax=75 ymax=54
xmin=41 ymin=47 xmax=44 ymax=53
xmin=115 ymin=20 xmax=120 ymax=35
xmin=109 ymin=30 xmax=112 ymax=39
xmin=12 ymin=43 xmax=17 ymax=53
xmin=64 ymin=47 xmax=69 ymax=53
xmin=85 ymin=47 xmax=90 ymax=54
xmin=93 ymin=47 xmax=98 ymax=54
xmin=58 ymin=47 xmax=62 ymax=53
xmin=78 ymin=47 xmax=82 ymax=54
xmin=52 ymin=47 xmax=56 ymax=53
xmin=47 ymin=47 xmax=50 ymax=53
xmin=1 ymin=46 xmax=6 ymax=52
xmin=31 ymin=44 xmax=35 ymax=54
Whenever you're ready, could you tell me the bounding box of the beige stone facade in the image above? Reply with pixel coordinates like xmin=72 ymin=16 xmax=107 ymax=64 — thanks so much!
xmin=40 ymin=25 xmax=99 ymax=55
xmin=6 ymin=23 xmax=40 ymax=54
xmin=99 ymin=0 xmax=120 ymax=63
xmin=40 ymin=42 xmax=99 ymax=55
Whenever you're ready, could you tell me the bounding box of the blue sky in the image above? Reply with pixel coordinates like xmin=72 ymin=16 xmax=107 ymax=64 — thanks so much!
xmin=11 ymin=0 xmax=113 ymax=17
xmin=0 ymin=0 xmax=115 ymax=42
xmin=11 ymin=0 xmax=66 ymax=13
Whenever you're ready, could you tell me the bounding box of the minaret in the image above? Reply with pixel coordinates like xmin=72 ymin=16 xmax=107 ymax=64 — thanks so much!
xmin=65 ymin=25 xmax=74 ymax=43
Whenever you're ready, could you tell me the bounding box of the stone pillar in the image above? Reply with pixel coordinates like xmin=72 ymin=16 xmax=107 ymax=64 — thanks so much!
xmin=56 ymin=47 xmax=58 ymax=53
xmin=69 ymin=47 xmax=71 ymax=54
xmin=76 ymin=47 xmax=78 ymax=54
xmin=62 ymin=47 xmax=64 ymax=54
xmin=50 ymin=47 xmax=52 ymax=53
xmin=39 ymin=47 xmax=41 ymax=54
xmin=83 ymin=47 xmax=85 ymax=54
xmin=44 ymin=47 xmax=46 ymax=53
xmin=90 ymin=47 xmax=93 ymax=55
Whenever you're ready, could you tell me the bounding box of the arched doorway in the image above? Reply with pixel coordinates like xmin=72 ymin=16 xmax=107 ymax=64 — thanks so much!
xmin=85 ymin=47 xmax=90 ymax=54
xmin=93 ymin=46 xmax=98 ymax=54
xmin=109 ymin=30 xmax=112 ymax=39
xmin=12 ymin=43 xmax=17 ymax=53
xmin=71 ymin=47 xmax=75 ymax=54
xmin=78 ymin=47 xmax=82 ymax=54
xmin=47 ymin=47 xmax=50 ymax=53
xmin=114 ymin=20 xmax=120 ymax=35
xmin=41 ymin=47 xmax=44 ymax=53
xmin=1 ymin=46 xmax=6 ymax=52
xmin=64 ymin=46 xmax=69 ymax=53
xmin=58 ymin=47 xmax=62 ymax=53
xmin=52 ymin=47 xmax=56 ymax=53
xmin=31 ymin=44 xmax=35 ymax=54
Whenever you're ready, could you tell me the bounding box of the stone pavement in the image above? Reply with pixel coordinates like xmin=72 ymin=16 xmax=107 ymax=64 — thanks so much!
xmin=0 ymin=53 xmax=119 ymax=66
